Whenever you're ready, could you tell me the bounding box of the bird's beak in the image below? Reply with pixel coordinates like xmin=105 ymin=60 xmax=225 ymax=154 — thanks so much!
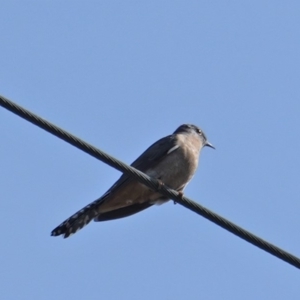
xmin=205 ymin=141 xmax=215 ymax=149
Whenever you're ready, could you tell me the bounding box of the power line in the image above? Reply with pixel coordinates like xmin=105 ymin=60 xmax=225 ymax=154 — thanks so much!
xmin=1 ymin=94 xmax=299 ymax=269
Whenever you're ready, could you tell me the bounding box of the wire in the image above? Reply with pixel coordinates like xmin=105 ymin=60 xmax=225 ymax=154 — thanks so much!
xmin=1 ymin=94 xmax=300 ymax=269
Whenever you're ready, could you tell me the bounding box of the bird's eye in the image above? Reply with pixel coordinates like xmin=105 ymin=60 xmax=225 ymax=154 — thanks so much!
xmin=197 ymin=129 xmax=202 ymax=135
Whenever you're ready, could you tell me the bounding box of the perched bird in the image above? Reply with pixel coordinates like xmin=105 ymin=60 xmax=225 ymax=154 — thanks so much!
xmin=51 ymin=124 xmax=214 ymax=238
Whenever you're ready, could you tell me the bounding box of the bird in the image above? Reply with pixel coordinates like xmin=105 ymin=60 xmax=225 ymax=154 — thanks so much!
xmin=51 ymin=124 xmax=214 ymax=238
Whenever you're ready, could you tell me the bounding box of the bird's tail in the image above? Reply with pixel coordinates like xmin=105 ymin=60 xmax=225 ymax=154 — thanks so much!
xmin=51 ymin=199 xmax=103 ymax=238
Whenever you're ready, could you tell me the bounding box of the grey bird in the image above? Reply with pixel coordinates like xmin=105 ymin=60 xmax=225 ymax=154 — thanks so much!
xmin=51 ymin=124 xmax=214 ymax=238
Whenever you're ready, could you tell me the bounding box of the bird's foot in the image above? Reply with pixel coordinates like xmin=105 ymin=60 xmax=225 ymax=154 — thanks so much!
xmin=157 ymin=179 xmax=165 ymax=190
xmin=173 ymin=191 xmax=184 ymax=204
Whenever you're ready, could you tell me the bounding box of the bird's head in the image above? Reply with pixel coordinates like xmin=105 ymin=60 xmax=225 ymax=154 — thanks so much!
xmin=173 ymin=124 xmax=215 ymax=150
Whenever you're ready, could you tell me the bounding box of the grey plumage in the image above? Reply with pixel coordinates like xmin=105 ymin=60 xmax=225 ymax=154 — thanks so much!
xmin=51 ymin=124 xmax=214 ymax=238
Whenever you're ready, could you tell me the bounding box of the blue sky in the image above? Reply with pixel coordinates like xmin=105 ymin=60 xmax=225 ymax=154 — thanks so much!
xmin=1 ymin=1 xmax=300 ymax=299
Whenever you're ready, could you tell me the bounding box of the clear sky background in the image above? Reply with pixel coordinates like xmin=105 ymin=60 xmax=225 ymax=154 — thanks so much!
xmin=1 ymin=2 xmax=300 ymax=299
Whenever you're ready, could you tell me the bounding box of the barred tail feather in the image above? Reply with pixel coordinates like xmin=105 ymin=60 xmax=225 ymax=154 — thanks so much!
xmin=51 ymin=200 xmax=102 ymax=238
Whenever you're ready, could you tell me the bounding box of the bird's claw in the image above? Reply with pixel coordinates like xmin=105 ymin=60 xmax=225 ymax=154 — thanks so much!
xmin=157 ymin=179 xmax=165 ymax=190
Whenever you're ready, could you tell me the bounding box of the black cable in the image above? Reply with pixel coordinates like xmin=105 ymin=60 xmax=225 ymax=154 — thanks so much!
xmin=1 ymin=94 xmax=299 ymax=269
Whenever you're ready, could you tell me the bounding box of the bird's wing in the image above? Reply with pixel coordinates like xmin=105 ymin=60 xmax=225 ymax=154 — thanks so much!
xmin=91 ymin=135 xmax=179 ymax=221
xmin=51 ymin=134 xmax=179 ymax=238
xmin=100 ymin=134 xmax=178 ymax=198
xmin=130 ymin=134 xmax=178 ymax=170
